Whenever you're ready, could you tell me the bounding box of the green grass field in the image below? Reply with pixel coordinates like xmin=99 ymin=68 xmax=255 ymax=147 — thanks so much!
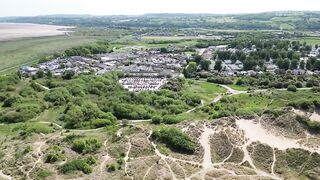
xmin=296 ymin=37 xmax=320 ymax=45
xmin=228 ymin=84 xmax=249 ymax=91
xmin=182 ymin=80 xmax=226 ymax=103
xmin=0 ymin=35 xmax=97 ymax=74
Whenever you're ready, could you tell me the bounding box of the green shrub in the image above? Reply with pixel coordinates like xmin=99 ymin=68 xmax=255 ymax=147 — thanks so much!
xmin=71 ymin=138 xmax=102 ymax=154
xmin=296 ymin=115 xmax=320 ymax=132
xmin=46 ymin=152 xmax=63 ymax=163
xmin=0 ymin=111 xmax=24 ymax=123
xmin=107 ymin=163 xmax=120 ymax=172
xmin=91 ymin=119 xmax=114 ymax=128
xmin=288 ymin=100 xmax=315 ymax=111
xmin=59 ymin=159 xmax=93 ymax=174
xmin=287 ymin=85 xmax=297 ymax=92
xmin=311 ymin=87 xmax=320 ymax=92
xmin=45 ymin=146 xmax=64 ymax=163
xmin=151 ymin=115 xmax=162 ymax=124
xmin=2 ymin=96 xmax=20 ymax=107
xmin=37 ymin=169 xmax=53 ymax=179
xmin=44 ymin=87 xmax=70 ymax=106
xmin=161 ymin=115 xmax=185 ymax=124
xmin=152 ymin=127 xmax=196 ymax=154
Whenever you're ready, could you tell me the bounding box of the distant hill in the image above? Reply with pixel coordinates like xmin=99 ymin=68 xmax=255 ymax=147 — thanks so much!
xmin=1 ymin=11 xmax=320 ymax=30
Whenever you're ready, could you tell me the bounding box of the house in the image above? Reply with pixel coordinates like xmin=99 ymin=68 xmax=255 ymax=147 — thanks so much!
xmin=19 ymin=66 xmax=39 ymax=76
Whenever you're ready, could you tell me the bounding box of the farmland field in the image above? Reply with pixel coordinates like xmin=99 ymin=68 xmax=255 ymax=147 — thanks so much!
xmin=0 ymin=36 xmax=97 ymax=74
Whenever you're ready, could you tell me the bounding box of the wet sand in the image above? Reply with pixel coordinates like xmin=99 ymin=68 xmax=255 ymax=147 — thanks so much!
xmin=0 ymin=23 xmax=74 ymax=41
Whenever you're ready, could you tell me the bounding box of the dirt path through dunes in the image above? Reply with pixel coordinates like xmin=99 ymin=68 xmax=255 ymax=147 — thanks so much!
xmin=124 ymin=137 xmax=133 ymax=180
xmin=98 ymin=139 xmax=110 ymax=179
xmin=25 ymin=141 xmax=46 ymax=179
xmin=199 ymin=125 xmax=216 ymax=169
xmin=218 ymin=84 xmax=247 ymax=95
xmin=236 ymin=119 xmax=320 ymax=153
xmin=271 ymin=148 xmax=277 ymax=176
xmin=240 ymin=140 xmax=256 ymax=169
xmin=38 ymin=121 xmax=63 ymax=129
xmin=0 ymin=171 xmax=12 ymax=180
xmin=142 ymin=163 xmax=156 ymax=180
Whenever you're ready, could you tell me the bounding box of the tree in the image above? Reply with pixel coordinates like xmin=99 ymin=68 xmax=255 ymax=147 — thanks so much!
xmin=36 ymin=70 xmax=45 ymax=78
xmin=283 ymin=59 xmax=290 ymax=70
xmin=230 ymin=53 xmax=237 ymax=63
xmin=214 ymin=60 xmax=222 ymax=71
xmin=299 ymin=61 xmax=305 ymax=69
xmin=243 ymin=57 xmax=257 ymax=70
xmin=62 ymin=70 xmax=75 ymax=80
xmin=200 ymin=60 xmax=211 ymax=71
xmin=239 ymin=53 xmax=247 ymax=61
xmin=290 ymin=59 xmax=299 ymax=70
xmin=314 ymin=60 xmax=320 ymax=71
xmin=160 ymin=47 xmax=168 ymax=53
xmin=183 ymin=62 xmax=198 ymax=78
xmin=193 ymin=55 xmax=202 ymax=64
xmin=306 ymin=60 xmax=312 ymax=70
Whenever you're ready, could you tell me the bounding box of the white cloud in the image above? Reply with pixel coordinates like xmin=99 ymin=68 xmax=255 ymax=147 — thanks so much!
xmin=1 ymin=0 xmax=320 ymax=17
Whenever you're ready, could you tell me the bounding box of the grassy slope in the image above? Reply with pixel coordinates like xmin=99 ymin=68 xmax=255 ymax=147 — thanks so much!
xmin=220 ymin=90 xmax=320 ymax=114
xmin=0 ymin=35 xmax=97 ymax=74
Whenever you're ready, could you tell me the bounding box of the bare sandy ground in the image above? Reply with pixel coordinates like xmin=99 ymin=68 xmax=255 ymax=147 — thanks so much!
xmin=0 ymin=23 xmax=74 ymax=41
xmin=236 ymin=119 xmax=320 ymax=153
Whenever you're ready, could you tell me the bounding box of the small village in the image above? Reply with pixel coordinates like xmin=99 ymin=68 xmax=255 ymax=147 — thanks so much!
xmin=19 ymin=44 xmax=320 ymax=91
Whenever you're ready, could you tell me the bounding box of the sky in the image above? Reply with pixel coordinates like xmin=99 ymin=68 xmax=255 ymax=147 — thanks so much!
xmin=1 ymin=0 xmax=320 ymax=17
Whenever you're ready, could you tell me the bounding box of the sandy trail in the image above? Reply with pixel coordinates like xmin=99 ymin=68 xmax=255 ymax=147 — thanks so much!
xmin=38 ymin=121 xmax=63 ymax=129
xmin=142 ymin=163 xmax=156 ymax=180
xmin=98 ymin=140 xmax=110 ymax=179
xmin=212 ymin=94 xmax=223 ymax=103
xmin=271 ymin=148 xmax=276 ymax=176
xmin=124 ymin=136 xmax=133 ymax=180
xmin=199 ymin=125 xmax=215 ymax=169
xmin=25 ymin=141 xmax=46 ymax=179
xmin=218 ymin=84 xmax=246 ymax=95
xmin=240 ymin=140 xmax=256 ymax=169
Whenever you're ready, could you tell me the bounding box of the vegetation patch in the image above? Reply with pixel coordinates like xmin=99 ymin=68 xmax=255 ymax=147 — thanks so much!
xmin=59 ymin=156 xmax=97 ymax=174
xmin=151 ymin=127 xmax=196 ymax=154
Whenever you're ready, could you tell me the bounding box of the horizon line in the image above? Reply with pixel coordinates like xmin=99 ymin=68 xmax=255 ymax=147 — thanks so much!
xmin=1 ymin=10 xmax=320 ymax=18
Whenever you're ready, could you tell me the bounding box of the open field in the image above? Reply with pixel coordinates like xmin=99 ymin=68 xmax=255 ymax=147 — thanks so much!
xmin=141 ymin=35 xmax=220 ymax=41
xmin=296 ymin=37 xmax=320 ymax=45
xmin=0 ymin=36 xmax=97 ymax=74
xmin=0 ymin=23 xmax=73 ymax=41
xmin=182 ymin=80 xmax=226 ymax=103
